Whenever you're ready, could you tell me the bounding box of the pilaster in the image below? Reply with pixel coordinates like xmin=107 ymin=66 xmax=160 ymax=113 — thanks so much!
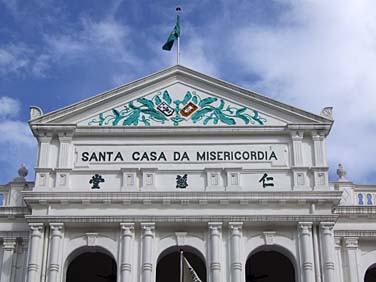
xmin=290 ymin=131 xmax=309 ymax=190
xmin=57 ymin=134 xmax=73 ymax=168
xmin=290 ymin=130 xmax=304 ymax=167
xmin=312 ymin=131 xmax=327 ymax=167
xmin=38 ymin=136 xmax=52 ymax=168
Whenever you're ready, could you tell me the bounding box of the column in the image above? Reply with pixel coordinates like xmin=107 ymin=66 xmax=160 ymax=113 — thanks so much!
xmin=15 ymin=239 xmax=29 ymax=282
xmin=58 ymin=135 xmax=72 ymax=168
xmin=229 ymin=222 xmax=242 ymax=282
xmin=299 ymin=222 xmax=315 ymax=282
xmin=141 ymin=223 xmax=155 ymax=282
xmin=47 ymin=223 xmax=63 ymax=282
xmin=320 ymin=223 xmax=335 ymax=282
xmin=208 ymin=222 xmax=222 ymax=282
xmin=334 ymin=238 xmax=344 ymax=282
xmin=26 ymin=223 xmax=44 ymax=282
xmin=120 ymin=223 xmax=135 ymax=282
xmin=312 ymin=225 xmax=322 ymax=282
xmin=0 ymin=238 xmax=17 ymax=282
xmin=344 ymin=237 xmax=359 ymax=282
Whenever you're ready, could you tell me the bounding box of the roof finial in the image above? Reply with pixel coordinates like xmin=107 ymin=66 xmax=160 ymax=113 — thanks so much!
xmin=320 ymin=107 xmax=333 ymax=120
xmin=18 ymin=163 xmax=28 ymax=179
xmin=336 ymin=163 xmax=347 ymax=182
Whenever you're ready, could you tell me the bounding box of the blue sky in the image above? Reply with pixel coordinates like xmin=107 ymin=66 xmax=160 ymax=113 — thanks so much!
xmin=0 ymin=0 xmax=375 ymax=184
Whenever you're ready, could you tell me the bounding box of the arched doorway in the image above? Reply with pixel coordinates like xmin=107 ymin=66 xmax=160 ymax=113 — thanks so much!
xmin=365 ymin=264 xmax=376 ymax=282
xmin=156 ymin=246 xmax=206 ymax=282
xmin=66 ymin=248 xmax=117 ymax=282
xmin=245 ymin=249 xmax=295 ymax=282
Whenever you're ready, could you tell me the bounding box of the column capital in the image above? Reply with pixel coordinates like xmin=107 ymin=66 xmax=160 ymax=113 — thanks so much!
xmin=229 ymin=222 xmax=242 ymax=238
xmin=229 ymin=222 xmax=243 ymax=228
xmin=229 ymin=222 xmax=242 ymax=234
xmin=311 ymin=131 xmax=325 ymax=140
xmin=334 ymin=237 xmax=342 ymax=249
xmin=208 ymin=222 xmax=222 ymax=237
xmin=290 ymin=130 xmax=304 ymax=140
xmin=38 ymin=136 xmax=52 ymax=143
xmin=299 ymin=222 xmax=313 ymax=234
xmin=121 ymin=223 xmax=135 ymax=236
xmin=50 ymin=223 xmax=64 ymax=238
xmin=320 ymin=222 xmax=335 ymax=234
xmin=141 ymin=223 xmax=155 ymax=237
xmin=2 ymin=238 xmax=17 ymax=250
xmin=29 ymin=223 xmax=44 ymax=237
xmin=57 ymin=131 xmax=74 ymax=140
xmin=21 ymin=238 xmax=29 ymax=251
xmin=344 ymin=237 xmax=359 ymax=249
xmin=208 ymin=222 xmax=222 ymax=230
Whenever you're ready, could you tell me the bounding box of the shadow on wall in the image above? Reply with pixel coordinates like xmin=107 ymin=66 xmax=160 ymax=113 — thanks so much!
xmin=246 ymin=250 xmax=295 ymax=282
xmin=66 ymin=251 xmax=117 ymax=282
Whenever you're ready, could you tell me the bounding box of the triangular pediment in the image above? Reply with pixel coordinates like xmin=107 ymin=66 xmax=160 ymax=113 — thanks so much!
xmin=29 ymin=65 xmax=332 ymax=129
xmin=78 ymin=83 xmax=284 ymax=127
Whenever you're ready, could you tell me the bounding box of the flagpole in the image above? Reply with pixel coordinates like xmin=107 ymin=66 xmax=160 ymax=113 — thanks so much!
xmin=176 ymin=6 xmax=181 ymax=65
xmin=180 ymin=249 xmax=183 ymax=282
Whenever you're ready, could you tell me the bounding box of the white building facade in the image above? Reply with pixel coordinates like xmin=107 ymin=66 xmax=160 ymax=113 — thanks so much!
xmin=0 ymin=65 xmax=375 ymax=282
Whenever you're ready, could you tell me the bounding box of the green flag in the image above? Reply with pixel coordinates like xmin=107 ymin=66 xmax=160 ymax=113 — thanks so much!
xmin=162 ymin=15 xmax=180 ymax=51
xmin=183 ymin=256 xmax=203 ymax=282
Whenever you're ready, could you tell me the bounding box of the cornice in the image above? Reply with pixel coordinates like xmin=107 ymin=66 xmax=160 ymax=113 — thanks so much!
xmin=73 ymin=126 xmax=289 ymax=137
xmin=335 ymin=230 xmax=376 ymax=237
xmin=334 ymin=206 xmax=376 ymax=215
xmin=0 ymin=231 xmax=29 ymax=243
xmin=0 ymin=207 xmax=30 ymax=218
xmin=25 ymin=214 xmax=338 ymax=224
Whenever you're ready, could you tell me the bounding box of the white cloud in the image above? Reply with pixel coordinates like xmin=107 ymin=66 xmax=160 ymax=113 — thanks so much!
xmin=0 ymin=97 xmax=21 ymax=119
xmin=0 ymin=44 xmax=31 ymax=75
xmin=0 ymin=98 xmax=36 ymax=183
xmin=44 ymin=16 xmax=137 ymax=66
xmin=0 ymin=0 xmax=135 ymax=77
xmin=232 ymin=0 xmax=376 ymax=183
xmin=0 ymin=120 xmax=34 ymax=146
xmin=181 ymin=37 xmax=218 ymax=77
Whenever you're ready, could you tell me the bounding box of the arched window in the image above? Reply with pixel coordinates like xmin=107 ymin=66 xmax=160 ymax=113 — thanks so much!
xmin=358 ymin=194 xmax=364 ymax=205
xmin=365 ymin=264 xmax=376 ymax=282
xmin=245 ymin=249 xmax=295 ymax=282
xmin=367 ymin=194 xmax=373 ymax=205
xmin=66 ymin=248 xmax=117 ymax=282
xmin=156 ymin=246 xmax=206 ymax=282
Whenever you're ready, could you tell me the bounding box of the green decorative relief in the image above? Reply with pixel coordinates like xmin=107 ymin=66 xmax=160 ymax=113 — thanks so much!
xmin=88 ymin=90 xmax=267 ymax=126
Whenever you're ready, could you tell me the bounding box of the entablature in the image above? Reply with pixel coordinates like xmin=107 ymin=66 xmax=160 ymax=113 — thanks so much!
xmin=24 ymin=214 xmax=338 ymax=224
xmin=0 ymin=207 xmax=30 ymax=218
xmin=23 ymin=191 xmax=342 ymax=206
